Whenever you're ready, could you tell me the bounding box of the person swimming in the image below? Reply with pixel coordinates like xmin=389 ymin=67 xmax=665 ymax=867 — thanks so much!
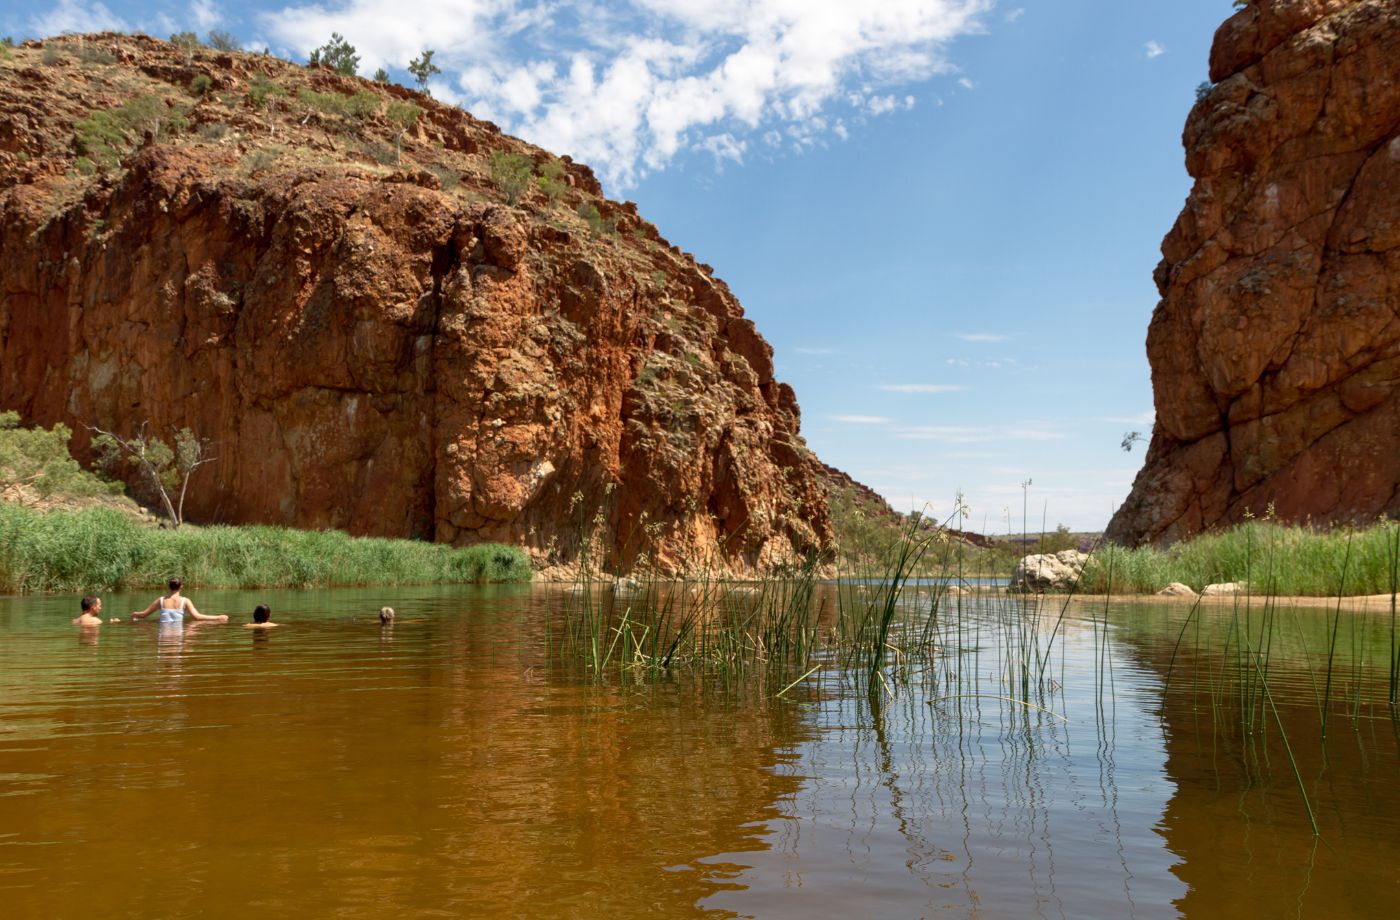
xmin=244 ymin=604 xmax=279 ymax=629
xmin=130 ymin=578 xmax=228 ymax=625
xmin=379 ymin=606 xmax=395 ymax=626
xmin=72 ymin=595 xmax=105 ymax=627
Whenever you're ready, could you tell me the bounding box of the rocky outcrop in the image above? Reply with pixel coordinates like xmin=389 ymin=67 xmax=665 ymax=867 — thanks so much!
xmin=1108 ymin=0 xmax=1400 ymax=545
xmin=0 ymin=34 xmax=831 ymax=573
xmin=1009 ymin=550 xmax=1088 ymax=593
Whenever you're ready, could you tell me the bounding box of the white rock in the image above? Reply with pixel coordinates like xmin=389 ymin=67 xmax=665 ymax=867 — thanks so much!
xmin=1157 ymin=582 xmax=1198 ymax=598
xmin=1202 ymin=582 xmax=1245 ymax=597
xmin=1010 ymin=550 xmax=1088 ymax=592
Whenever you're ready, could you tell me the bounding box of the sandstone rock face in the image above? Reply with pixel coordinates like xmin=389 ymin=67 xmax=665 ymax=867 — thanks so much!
xmin=0 ymin=35 xmax=830 ymax=573
xmin=1108 ymin=0 xmax=1400 ymax=545
xmin=1010 ymin=550 xmax=1088 ymax=593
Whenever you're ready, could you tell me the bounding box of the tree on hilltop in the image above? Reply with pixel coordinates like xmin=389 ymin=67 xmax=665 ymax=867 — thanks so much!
xmin=408 ymin=49 xmax=440 ymax=96
xmin=309 ymin=32 xmax=359 ymax=75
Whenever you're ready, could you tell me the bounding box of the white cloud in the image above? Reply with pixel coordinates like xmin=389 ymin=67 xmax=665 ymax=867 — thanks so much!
xmin=30 ymin=0 xmax=128 ymax=35
xmin=957 ymin=77 xmax=974 ymax=90
xmin=955 ymin=332 xmax=1006 ymax=342
xmin=879 ymin=384 xmax=964 ymax=393
xmin=1004 ymin=7 xmax=1025 ymax=24
xmin=832 ymin=415 xmax=893 ymax=424
xmin=793 ymin=346 xmax=835 ymax=355
xmin=896 ymin=425 xmax=1065 ymax=442
xmin=191 ymin=0 xmax=222 ymax=32
xmin=260 ymin=0 xmax=992 ymax=189
xmin=1144 ymin=40 xmax=1166 ymax=60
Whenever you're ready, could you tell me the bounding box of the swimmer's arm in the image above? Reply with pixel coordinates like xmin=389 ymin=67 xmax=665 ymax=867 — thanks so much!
xmin=186 ymin=601 xmax=227 ymax=623
xmin=129 ymin=599 xmax=159 ymax=621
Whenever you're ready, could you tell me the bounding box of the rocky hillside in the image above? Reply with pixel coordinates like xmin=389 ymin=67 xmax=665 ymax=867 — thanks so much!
xmin=1108 ymin=0 xmax=1400 ymax=545
xmin=0 ymin=33 xmax=831 ymax=574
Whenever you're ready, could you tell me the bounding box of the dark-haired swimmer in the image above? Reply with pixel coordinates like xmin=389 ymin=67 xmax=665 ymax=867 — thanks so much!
xmin=244 ymin=604 xmax=279 ymax=630
xmin=72 ymin=595 xmax=106 ymax=627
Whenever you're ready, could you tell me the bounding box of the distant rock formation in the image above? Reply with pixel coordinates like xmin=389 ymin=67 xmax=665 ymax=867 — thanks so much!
xmin=1108 ymin=0 xmax=1400 ymax=545
xmin=0 ymin=34 xmax=831 ymax=573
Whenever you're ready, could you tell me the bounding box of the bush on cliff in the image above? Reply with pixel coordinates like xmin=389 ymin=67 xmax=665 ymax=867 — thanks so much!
xmin=0 ymin=503 xmax=532 ymax=593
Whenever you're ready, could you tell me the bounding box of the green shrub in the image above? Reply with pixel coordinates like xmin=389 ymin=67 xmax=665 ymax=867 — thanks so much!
xmin=170 ymin=31 xmax=199 ymax=63
xmin=75 ymin=44 xmax=117 ymax=65
xmin=40 ymin=45 xmax=65 ymax=66
xmin=190 ymin=74 xmax=213 ymax=96
xmin=428 ymin=163 xmax=460 ymax=190
xmin=489 ymin=150 xmax=533 ymax=205
xmin=206 ymin=30 xmax=240 ymax=52
xmin=247 ymin=74 xmax=287 ymax=109
xmin=0 ymin=412 xmax=116 ymax=505
xmin=576 ymin=201 xmax=611 ymax=236
xmin=0 ymin=503 xmax=532 ymax=594
xmin=344 ymin=90 xmax=379 ymax=123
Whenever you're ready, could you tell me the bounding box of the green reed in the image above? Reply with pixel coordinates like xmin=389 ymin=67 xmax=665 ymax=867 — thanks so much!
xmin=0 ymin=503 xmax=531 ymax=592
xmin=1081 ymin=519 xmax=1400 ymax=596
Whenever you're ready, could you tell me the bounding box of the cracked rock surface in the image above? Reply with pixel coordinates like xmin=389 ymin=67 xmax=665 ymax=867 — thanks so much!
xmin=0 ymin=34 xmax=830 ymax=573
xmin=1108 ymin=0 xmax=1400 ymax=545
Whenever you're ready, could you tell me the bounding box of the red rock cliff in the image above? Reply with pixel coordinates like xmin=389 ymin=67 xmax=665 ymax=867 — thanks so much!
xmin=0 ymin=34 xmax=831 ymax=573
xmin=1108 ymin=0 xmax=1400 ymax=545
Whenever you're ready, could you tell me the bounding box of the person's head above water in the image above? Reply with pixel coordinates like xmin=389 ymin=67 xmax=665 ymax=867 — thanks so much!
xmin=253 ymin=604 xmax=271 ymax=624
xmin=379 ymin=606 xmax=395 ymax=625
xmin=168 ymin=577 xmax=183 ymax=593
xmin=81 ymin=595 xmax=100 ymax=613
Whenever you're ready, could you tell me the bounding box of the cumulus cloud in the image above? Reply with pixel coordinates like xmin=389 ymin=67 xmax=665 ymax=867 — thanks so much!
xmin=833 ymin=415 xmax=893 ymax=424
xmin=879 ymin=384 xmax=963 ymax=393
xmin=191 ymin=0 xmax=222 ymax=31
xmin=259 ymin=0 xmax=992 ymax=188
xmin=30 ymin=0 xmax=128 ymax=35
xmin=1144 ymin=40 xmax=1166 ymax=59
xmin=896 ymin=425 xmax=1065 ymax=442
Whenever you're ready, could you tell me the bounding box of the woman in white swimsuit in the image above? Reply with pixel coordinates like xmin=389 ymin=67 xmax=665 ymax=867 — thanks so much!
xmin=130 ymin=577 xmax=228 ymax=624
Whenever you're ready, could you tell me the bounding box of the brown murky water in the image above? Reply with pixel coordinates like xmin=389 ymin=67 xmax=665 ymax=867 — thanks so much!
xmin=2 ymin=585 xmax=1398 ymax=918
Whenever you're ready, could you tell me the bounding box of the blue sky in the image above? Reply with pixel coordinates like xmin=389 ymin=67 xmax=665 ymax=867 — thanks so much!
xmin=4 ymin=0 xmax=1230 ymax=533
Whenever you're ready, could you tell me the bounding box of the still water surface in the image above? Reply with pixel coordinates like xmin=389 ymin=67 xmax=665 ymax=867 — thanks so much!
xmin=2 ymin=585 xmax=1397 ymax=917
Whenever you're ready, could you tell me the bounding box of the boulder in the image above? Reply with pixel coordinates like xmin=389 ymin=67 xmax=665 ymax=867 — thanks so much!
xmin=1202 ymin=582 xmax=1246 ymax=597
xmin=1157 ymin=582 xmax=1199 ymax=598
xmin=1010 ymin=550 xmax=1089 ymax=592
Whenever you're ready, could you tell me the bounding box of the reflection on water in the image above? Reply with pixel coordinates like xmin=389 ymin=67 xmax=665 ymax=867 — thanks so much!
xmin=1 ymin=586 xmax=1397 ymax=918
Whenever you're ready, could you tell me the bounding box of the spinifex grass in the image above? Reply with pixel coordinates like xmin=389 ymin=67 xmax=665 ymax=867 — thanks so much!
xmin=0 ymin=503 xmax=531 ymax=592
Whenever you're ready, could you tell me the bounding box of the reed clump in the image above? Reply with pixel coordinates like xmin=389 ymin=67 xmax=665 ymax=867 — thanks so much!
xmin=1079 ymin=519 xmax=1400 ymax=596
xmin=0 ymin=503 xmax=531 ymax=592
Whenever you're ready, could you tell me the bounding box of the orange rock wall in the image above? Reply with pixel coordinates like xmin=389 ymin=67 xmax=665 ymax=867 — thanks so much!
xmin=1108 ymin=0 xmax=1400 ymax=544
xmin=0 ymin=37 xmax=829 ymax=573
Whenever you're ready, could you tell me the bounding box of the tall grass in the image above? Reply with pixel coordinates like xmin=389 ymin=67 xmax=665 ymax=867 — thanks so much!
xmin=0 ymin=503 xmax=531 ymax=592
xmin=1080 ymin=519 xmax=1400 ymax=595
